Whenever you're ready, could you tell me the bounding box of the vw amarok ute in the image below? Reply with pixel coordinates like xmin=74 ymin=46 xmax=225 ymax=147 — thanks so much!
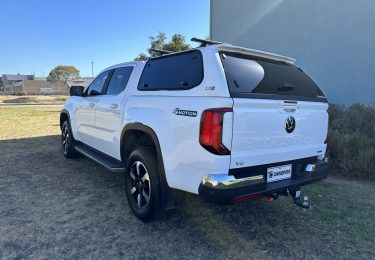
xmin=60 ymin=38 xmax=329 ymax=221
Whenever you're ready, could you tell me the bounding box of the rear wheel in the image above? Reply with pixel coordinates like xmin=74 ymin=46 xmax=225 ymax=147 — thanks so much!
xmin=61 ymin=121 xmax=79 ymax=159
xmin=125 ymin=147 xmax=163 ymax=221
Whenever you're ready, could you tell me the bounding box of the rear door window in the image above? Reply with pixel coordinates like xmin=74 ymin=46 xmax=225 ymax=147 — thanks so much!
xmin=105 ymin=66 xmax=133 ymax=95
xmin=220 ymin=52 xmax=327 ymax=102
xmin=137 ymin=50 xmax=203 ymax=91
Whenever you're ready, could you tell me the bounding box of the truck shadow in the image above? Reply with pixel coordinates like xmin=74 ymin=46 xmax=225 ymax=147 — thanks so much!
xmin=0 ymin=135 xmax=371 ymax=259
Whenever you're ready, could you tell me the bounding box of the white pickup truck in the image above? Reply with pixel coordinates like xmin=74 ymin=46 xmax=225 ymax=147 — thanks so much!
xmin=60 ymin=38 xmax=329 ymax=221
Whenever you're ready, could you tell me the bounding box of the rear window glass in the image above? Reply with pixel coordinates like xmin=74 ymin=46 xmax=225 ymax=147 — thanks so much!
xmin=220 ymin=52 xmax=326 ymax=101
xmin=137 ymin=50 xmax=203 ymax=91
xmin=106 ymin=66 xmax=133 ymax=95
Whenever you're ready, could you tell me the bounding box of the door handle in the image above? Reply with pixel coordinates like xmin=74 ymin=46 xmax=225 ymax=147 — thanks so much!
xmin=109 ymin=103 xmax=118 ymax=109
xmin=283 ymin=104 xmax=298 ymax=112
xmin=90 ymin=103 xmax=95 ymax=108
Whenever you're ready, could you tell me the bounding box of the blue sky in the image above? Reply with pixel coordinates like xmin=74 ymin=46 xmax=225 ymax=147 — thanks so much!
xmin=0 ymin=0 xmax=209 ymax=77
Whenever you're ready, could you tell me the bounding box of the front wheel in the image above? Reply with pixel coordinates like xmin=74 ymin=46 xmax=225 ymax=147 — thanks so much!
xmin=125 ymin=147 xmax=163 ymax=222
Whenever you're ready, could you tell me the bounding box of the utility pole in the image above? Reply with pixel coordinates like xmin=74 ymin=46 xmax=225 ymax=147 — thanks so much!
xmin=91 ymin=61 xmax=94 ymax=77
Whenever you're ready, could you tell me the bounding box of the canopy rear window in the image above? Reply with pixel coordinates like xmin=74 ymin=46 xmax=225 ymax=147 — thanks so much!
xmin=220 ymin=52 xmax=327 ymax=102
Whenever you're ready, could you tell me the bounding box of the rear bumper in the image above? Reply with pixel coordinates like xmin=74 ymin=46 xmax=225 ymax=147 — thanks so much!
xmin=198 ymin=158 xmax=328 ymax=204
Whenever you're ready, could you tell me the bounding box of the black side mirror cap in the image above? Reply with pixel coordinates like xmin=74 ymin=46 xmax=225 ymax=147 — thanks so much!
xmin=70 ymin=86 xmax=84 ymax=96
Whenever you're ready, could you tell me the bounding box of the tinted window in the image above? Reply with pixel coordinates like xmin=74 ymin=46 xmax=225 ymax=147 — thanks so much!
xmin=138 ymin=50 xmax=203 ymax=91
xmin=106 ymin=67 xmax=133 ymax=95
xmin=86 ymin=71 xmax=110 ymax=96
xmin=220 ymin=52 xmax=326 ymax=101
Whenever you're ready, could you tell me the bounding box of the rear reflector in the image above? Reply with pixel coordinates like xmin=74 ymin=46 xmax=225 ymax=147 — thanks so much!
xmin=199 ymin=108 xmax=232 ymax=155
xmin=234 ymin=193 xmax=263 ymax=203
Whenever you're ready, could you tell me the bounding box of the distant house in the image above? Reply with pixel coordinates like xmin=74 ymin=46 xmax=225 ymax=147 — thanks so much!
xmin=68 ymin=77 xmax=94 ymax=88
xmin=2 ymin=74 xmax=34 ymax=85
xmin=1 ymin=74 xmax=94 ymax=95
xmin=210 ymin=0 xmax=375 ymax=104
xmin=1 ymin=74 xmax=66 ymax=95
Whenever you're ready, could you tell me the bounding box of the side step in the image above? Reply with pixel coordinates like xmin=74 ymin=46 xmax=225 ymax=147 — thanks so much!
xmin=74 ymin=144 xmax=125 ymax=173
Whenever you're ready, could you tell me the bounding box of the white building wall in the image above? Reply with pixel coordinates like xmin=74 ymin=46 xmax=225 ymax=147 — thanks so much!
xmin=210 ymin=0 xmax=375 ymax=104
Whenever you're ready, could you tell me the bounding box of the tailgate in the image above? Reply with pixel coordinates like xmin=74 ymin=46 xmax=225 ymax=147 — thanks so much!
xmin=218 ymin=50 xmax=329 ymax=169
xmin=230 ymin=98 xmax=328 ymax=168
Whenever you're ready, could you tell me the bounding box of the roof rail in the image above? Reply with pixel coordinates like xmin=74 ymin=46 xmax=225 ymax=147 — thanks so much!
xmin=191 ymin=37 xmax=224 ymax=47
xmin=149 ymin=48 xmax=173 ymax=55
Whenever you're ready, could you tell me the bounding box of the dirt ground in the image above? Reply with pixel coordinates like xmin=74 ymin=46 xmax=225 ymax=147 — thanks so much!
xmin=0 ymin=106 xmax=374 ymax=259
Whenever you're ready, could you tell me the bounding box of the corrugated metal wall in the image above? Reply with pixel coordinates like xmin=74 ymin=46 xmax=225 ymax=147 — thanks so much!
xmin=210 ymin=0 xmax=375 ymax=104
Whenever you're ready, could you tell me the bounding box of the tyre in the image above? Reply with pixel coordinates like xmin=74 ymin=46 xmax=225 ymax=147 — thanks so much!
xmin=61 ymin=121 xmax=80 ymax=159
xmin=125 ymin=146 xmax=164 ymax=222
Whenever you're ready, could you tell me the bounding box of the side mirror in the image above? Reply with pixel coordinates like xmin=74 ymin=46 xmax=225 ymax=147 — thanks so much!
xmin=69 ymin=86 xmax=84 ymax=96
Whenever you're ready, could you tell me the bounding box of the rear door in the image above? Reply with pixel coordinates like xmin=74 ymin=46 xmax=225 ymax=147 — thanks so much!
xmin=220 ymin=52 xmax=328 ymax=169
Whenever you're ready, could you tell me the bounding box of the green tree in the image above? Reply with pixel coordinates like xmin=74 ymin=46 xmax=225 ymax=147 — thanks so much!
xmin=47 ymin=65 xmax=80 ymax=87
xmin=134 ymin=53 xmax=149 ymax=61
xmin=135 ymin=32 xmax=191 ymax=61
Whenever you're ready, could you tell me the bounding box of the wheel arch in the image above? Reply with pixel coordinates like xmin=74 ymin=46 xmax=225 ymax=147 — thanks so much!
xmin=60 ymin=109 xmax=70 ymax=130
xmin=120 ymin=124 xmax=163 ymax=165
xmin=60 ymin=109 xmax=76 ymax=140
xmin=120 ymin=123 xmax=170 ymax=191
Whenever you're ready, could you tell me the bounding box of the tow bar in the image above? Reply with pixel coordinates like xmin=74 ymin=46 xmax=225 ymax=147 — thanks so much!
xmin=289 ymin=187 xmax=310 ymax=209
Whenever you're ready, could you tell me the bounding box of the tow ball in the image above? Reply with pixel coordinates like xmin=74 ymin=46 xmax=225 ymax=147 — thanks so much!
xmin=289 ymin=188 xmax=310 ymax=209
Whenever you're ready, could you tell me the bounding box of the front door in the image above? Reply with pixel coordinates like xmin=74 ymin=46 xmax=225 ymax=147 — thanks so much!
xmin=75 ymin=70 xmax=111 ymax=145
xmin=94 ymin=66 xmax=134 ymax=159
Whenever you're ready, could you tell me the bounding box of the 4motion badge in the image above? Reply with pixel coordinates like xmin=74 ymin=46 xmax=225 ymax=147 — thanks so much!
xmin=173 ymin=108 xmax=198 ymax=117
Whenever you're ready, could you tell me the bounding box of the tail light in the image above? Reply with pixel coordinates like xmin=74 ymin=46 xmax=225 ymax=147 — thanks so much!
xmin=324 ymin=108 xmax=329 ymax=144
xmin=199 ymin=108 xmax=232 ymax=155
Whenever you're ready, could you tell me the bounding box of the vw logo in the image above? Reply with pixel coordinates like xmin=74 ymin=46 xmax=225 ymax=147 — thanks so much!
xmin=285 ymin=116 xmax=296 ymax=133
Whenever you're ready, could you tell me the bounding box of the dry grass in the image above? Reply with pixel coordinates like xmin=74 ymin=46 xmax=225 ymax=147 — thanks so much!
xmin=0 ymin=106 xmax=374 ymax=259
xmin=0 ymin=105 xmax=62 ymax=140
xmin=0 ymin=95 xmax=67 ymax=105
